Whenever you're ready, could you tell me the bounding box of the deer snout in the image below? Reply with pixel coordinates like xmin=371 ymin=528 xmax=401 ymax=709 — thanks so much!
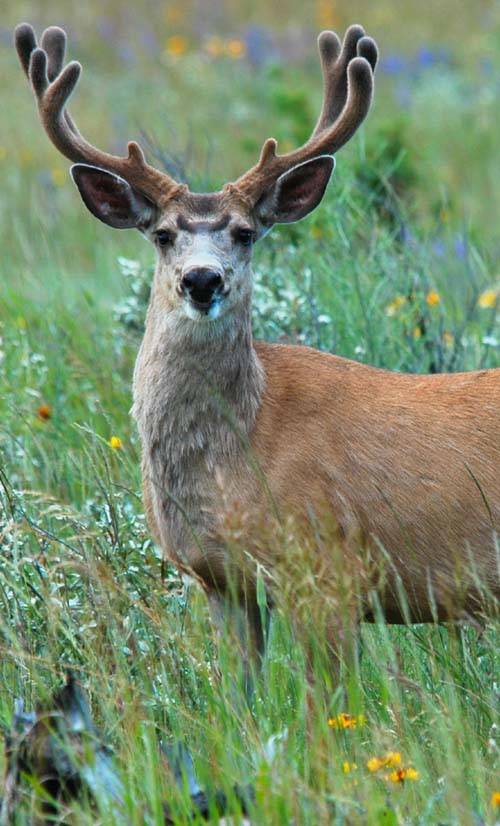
xmin=181 ymin=267 xmax=223 ymax=309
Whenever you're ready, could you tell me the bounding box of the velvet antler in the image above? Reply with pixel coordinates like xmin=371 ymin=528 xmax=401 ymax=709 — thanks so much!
xmin=231 ymin=24 xmax=378 ymax=201
xmin=14 ymin=23 xmax=183 ymax=205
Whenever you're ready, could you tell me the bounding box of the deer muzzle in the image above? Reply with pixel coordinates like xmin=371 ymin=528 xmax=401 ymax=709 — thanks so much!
xmin=181 ymin=267 xmax=224 ymax=313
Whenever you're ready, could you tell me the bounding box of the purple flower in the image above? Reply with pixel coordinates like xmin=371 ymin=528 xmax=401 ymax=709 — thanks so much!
xmin=116 ymin=41 xmax=136 ymax=67
xmin=244 ymin=26 xmax=273 ymax=67
xmin=454 ymin=235 xmax=467 ymax=260
xmin=380 ymin=54 xmax=408 ymax=75
xmin=432 ymin=238 xmax=446 ymax=258
xmin=96 ymin=17 xmax=116 ymax=42
xmin=416 ymin=46 xmax=450 ymax=70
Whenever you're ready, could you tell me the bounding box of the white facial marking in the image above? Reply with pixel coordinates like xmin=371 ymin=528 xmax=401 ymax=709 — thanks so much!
xmin=181 ymin=235 xmax=223 ymax=278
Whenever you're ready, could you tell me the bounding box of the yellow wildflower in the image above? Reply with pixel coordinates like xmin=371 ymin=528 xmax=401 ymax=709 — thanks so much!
xmin=388 ymin=767 xmax=419 ymax=783
xmin=328 ymin=713 xmax=365 ymax=730
xmin=165 ymin=35 xmax=188 ymax=57
xmin=478 ymin=289 xmax=497 ymax=309
xmin=367 ymin=752 xmax=401 ymax=772
xmin=491 ymin=791 xmax=500 ymax=807
xmin=342 ymin=761 xmax=357 ymax=773
xmin=205 ymin=36 xmax=225 ymax=58
xmin=225 ymin=39 xmax=246 ymax=59
xmin=316 ymin=0 xmax=340 ymax=29
xmin=386 ymin=295 xmax=406 ymax=316
xmin=109 ymin=436 xmax=123 ymax=450
xmin=163 ymin=5 xmax=184 ymax=24
xmin=51 ymin=167 xmax=66 ymax=187
xmin=426 ymin=290 xmax=440 ymax=307
xmin=19 ymin=148 xmax=33 ymax=165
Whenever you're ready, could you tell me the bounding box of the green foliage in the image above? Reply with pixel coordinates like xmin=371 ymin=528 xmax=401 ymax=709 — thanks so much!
xmin=0 ymin=0 xmax=499 ymax=822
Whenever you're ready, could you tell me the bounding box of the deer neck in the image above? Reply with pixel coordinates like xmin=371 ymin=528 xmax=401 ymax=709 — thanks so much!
xmin=132 ymin=280 xmax=265 ymax=506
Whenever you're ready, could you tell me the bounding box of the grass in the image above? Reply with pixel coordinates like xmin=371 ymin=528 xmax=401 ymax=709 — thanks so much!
xmin=0 ymin=0 xmax=499 ymax=823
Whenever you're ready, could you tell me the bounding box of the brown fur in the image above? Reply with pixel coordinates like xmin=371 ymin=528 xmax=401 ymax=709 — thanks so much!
xmin=17 ymin=21 xmax=499 ymax=673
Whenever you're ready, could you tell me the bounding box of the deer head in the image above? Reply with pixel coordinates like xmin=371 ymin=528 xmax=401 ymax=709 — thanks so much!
xmin=15 ymin=23 xmax=377 ymax=323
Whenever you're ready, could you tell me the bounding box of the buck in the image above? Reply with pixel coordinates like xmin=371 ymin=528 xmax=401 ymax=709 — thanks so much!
xmin=15 ymin=23 xmax=499 ymax=676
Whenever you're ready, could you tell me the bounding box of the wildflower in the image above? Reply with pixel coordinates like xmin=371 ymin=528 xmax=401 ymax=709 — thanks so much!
xmin=19 ymin=148 xmax=33 ymax=165
xmin=342 ymin=761 xmax=357 ymax=773
xmin=51 ymin=167 xmax=66 ymax=187
xmin=367 ymin=752 xmax=401 ymax=772
xmin=386 ymin=295 xmax=406 ymax=316
xmin=205 ymin=36 xmax=225 ymax=58
xmin=165 ymin=35 xmax=188 ymax=57
xmin=225 ymin=39 xmax=246 ymax=59
xmin=491 ymin=791 xmax=500 ymax=807
xmin=328 ymin=713 xmax=365 ymax=730
xmin=388 ymin=767 xmax=419 ymax=783
xmin=478 ymin=289 xmax=497 ymax=309
xmin=37 ymin=403 xmax=52 ymax=421
xmin=163 ymin=5 xmax=184 ymax=24
xmin=109 ymin=436 xmax=123 ymax=449
xmin=426 ymin=290 xmax=440 ymax=307
xmin=316 ymin=0 xmax=340 ymax=29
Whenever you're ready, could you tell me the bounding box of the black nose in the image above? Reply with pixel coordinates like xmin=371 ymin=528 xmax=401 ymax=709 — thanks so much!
xmin=181 ymin=268 xmax=223 ymax=306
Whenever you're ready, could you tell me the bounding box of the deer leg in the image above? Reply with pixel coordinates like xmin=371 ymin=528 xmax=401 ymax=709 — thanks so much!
xmin=207 ymin=588 xmax=270 ymax=701
xmin=300 ymin=608 xmax=360 ymax=720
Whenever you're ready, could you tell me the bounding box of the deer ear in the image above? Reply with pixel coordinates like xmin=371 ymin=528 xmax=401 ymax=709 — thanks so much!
xmin=256 ymin=155 xmax=335 ymax=226
xmin=70 ymin=164 xmax=156 ymax=229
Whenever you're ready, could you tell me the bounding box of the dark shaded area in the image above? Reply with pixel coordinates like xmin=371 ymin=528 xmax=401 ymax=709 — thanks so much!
xmin=0 ymin=672 xmax=253 ymax=824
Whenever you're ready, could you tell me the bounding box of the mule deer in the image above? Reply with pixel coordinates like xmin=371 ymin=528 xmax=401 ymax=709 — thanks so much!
xmin=15 ymin=23 xmax=499 ymax=676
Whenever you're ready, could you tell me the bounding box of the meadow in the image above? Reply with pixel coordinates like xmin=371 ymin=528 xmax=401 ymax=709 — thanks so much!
xmin=0 ymin=0 xmax=499 ymax=822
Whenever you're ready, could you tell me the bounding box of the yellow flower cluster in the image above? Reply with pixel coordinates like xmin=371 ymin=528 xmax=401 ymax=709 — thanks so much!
xmin=205 ymin=36 xmax=246 ymax=59
xmin=367 ymin=751 xmax=402 ymax=772
xmin=478 ymin=289 xmax=497 ymax=309
xmin=367 ymin=751 xmax=419 ymax=783
xmin=165 ymin=35 xmax=189 ymax=57
xmin=386 ymin=289 xmax=442 ymax=316
xmin=328 ymin=713 xmax=366 ymax=730
xmin=386 ymin=295 xmax=406 ymax=316
xmin=109 ymin=436 xmax=123 ymax=450
xmin=426 ymin=289 xmax=440 ymax=307
xmin=491 ymin=791 xmax=500 ymax=807
xmin=389 ymin=767 xmax=419 ymax=783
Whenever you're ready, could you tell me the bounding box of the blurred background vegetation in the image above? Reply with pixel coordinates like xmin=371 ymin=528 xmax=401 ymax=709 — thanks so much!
xmin=0 ymin=1 xmax=499 ymax=823
xmin=1 ymin=0 xmax=499 ymax=299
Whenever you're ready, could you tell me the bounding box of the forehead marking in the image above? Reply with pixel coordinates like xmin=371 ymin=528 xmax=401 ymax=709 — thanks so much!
xmin=176 ymin=213 xmax=231 ymax=234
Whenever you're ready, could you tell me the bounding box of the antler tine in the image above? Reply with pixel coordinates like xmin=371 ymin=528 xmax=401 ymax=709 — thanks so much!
xmin=14 ymin=23 xmax=181 ymax=204
xmin=232 ymin=25 xmax=377 ymax=203
xmin=313 ymin=24 xmax=378 ymax=135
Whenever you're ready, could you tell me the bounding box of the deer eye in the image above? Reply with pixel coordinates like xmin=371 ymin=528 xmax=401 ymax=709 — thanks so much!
xmin=233 ymin=227 xmax=255 ymax=246
xmin=155 ymin=229 xmax=175 ymax=247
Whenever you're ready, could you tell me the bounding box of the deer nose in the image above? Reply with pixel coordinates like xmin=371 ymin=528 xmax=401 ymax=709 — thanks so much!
xmin=181 ymin=267 xmax=223 ymax=306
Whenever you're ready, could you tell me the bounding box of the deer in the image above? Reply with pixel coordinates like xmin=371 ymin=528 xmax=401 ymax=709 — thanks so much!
xmin=14 ymin=22 xmax=499 ymax=687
